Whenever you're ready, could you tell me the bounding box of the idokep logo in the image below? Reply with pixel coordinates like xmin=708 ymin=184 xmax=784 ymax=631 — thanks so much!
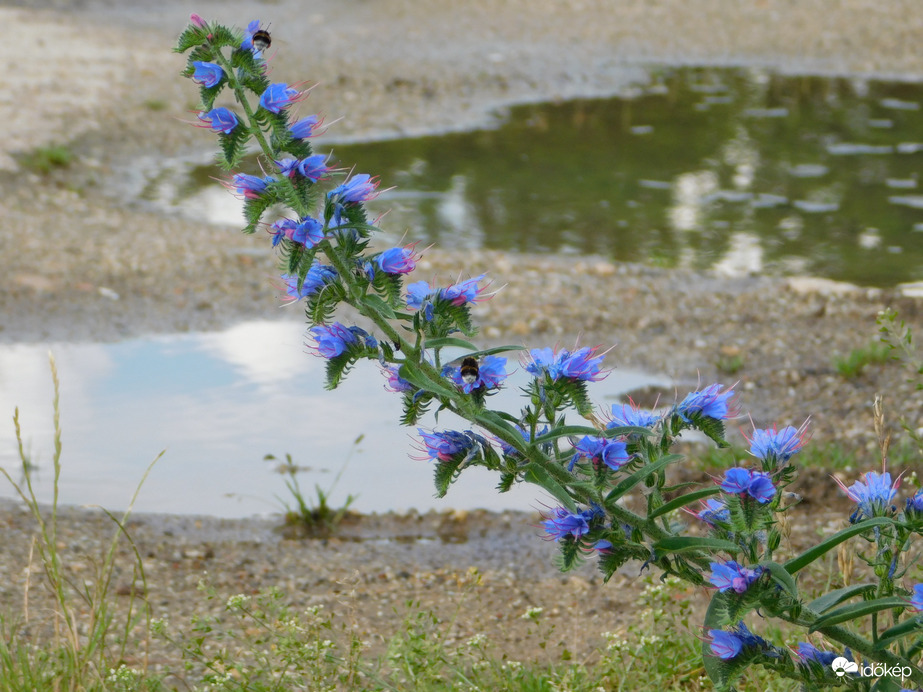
xmin=830 ymin=656 xmax=912 ymax=680
xmin=830 ymin=657 xmax=858 ymax=677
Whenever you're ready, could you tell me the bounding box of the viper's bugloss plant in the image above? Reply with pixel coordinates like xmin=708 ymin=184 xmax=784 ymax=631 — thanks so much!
xmin=177 ymin=17 xmax=923 ymax=689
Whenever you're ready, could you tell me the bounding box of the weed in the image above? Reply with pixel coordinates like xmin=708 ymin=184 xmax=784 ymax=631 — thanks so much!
xmin=17 ymin=144 xmax=74 ymax=175
xmin=265 ymin=434 xmax=362 ymax=537
xmin=832 ymin=339 xmax=891 ymax=378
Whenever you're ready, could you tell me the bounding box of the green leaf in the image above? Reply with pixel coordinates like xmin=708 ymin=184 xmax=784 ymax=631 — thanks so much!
xmin=397 ymin=363 xmax=457 ymax=399
xmin=759 ymin=561 xmax=798 ymax=599
xmin=533 ymin=425 xmax=605 ymax=444
xmin=605 ymin=454 xmax=683 ymax=503
xmin=653 ymin=536 xmax=740 ymax=556
xmin=360 ymin=294 xmax=396 ymax=319
xmin=424 ymin=337 xmax=478 ymax=351
xmin=523 ymin=464 xmax=576 ymax=512
xmin=649 ymin=487 xmax=721 ymax=519
xmin=784 ymin=517 xmax=894 ymax=574
xmin=808 ymin=583 xmax=877 ymax=615
xmin=875 ymin=616 xmax=923 ymax=650
xmin=809 ymin=597 xmax=907 ymax=632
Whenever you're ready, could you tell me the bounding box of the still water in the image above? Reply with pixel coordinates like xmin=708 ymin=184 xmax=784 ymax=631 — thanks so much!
xmin=141 ymin=66 xmax=923 ymax=287
xmin=0 ymin=322 xmax=667 ymax=517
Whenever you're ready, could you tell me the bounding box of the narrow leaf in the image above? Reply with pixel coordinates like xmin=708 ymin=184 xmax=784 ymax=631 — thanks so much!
xmin=649 ymin=487 xmax=721 ymax=519
xmin=808 ymin=583 xmax=877 ymax=615
xmin=809 ymin=597 xmax=908 ymax=632
xmin=759 ymin=561 xmax=798 ymax=599
xmin=605 ymin=454 xmax=683 ymax=503
xmin=784 ymin=517 xmax=894 ymax=574
xmin=654 ymin=536 xmax=740 ymax=555
xmin=524 ymin=464 xmax=577 ymax=512
xmin=398 ymin=363 xmax=457 ymax=399
xmin=424 ymin=337 xmax=478 ymax=351
xmin=875 ymin=616 xmax=923 ymax=650
xmin=360 ymin=294 xmax=396 ymax=319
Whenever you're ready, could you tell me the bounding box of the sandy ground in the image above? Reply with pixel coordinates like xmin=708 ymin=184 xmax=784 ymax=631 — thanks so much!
xmin=4 ymin=0 xmax=923 ymax=684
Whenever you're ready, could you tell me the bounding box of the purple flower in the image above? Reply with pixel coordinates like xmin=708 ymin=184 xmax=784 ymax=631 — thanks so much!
xmin=442 ymin=355 xmax=507 ymax=394
xmin=709 ymin=561 xmax=763 ymax=594
xmin=197 ymin=107 xmax=238 ymax=134
xmin=908 ymin=584 xmax=923 ymax=612
xmin=678 ymin=384 xmax=736 ymax=421
xmin=381 ymin=365 xmax=414 ymax=394
xmin=442 ymin=274 xmax=489 ymax=306
xmin=720 ymin=467 xmax=752 ymax=494
xmin=269 ymin=218 xmax=296 ymax=246
xmin=259 ymin=83 xmax=302 ymax=114
xmin=328 ymin=173 xmax=380 ymax=204
xmin=541 ymin=505 xmax=603 ymax=542
xmin=748 ymin=423 xmax=808 ymax=466
xmin=377 ymin=245 xmax=420 ymax=275
xmin=691 ymin=498 xmax=730 ymax=525
xmin=279 ymin=264 xmax=336 ymax=303
xmin=835 ymin=471 xmax=900 ymax=521
xmin=191 ymin=61 xmax=224 ymax=88
xmin=525 ymin=346 xmax=607 ymax=383
xmin=289 ymin=217 xmax=325 ymax=247
xmin=231 ymin=173 xmax=273 ymax=200
xmin=708 ymin=629 xmax=743 ymax=660
xmin=795 ymin=642 xmax=840 ymax=667
xmin=289 ymin=115 xmax=321 ymax=139
xmin=296 ymin=155 xmax=330 ymax=182
xmin=609 ymin=401 xmax=661 ymax=429
xmin=416 ymin=429 xmax=478 ymax=463
xmin=275 ymin=158 xmax=300 ymax=178
xmin=719 ymin=468 xmax=776 ymax=504
xmin=306 ymin=323 xmax=358 ymax=359
xmin=906 ymin=489 xmax=923 ymax=516
xmin=189 ymin=13 xmax=208 ymax=30
xmin=708 ymin=622 xmax=769 ymax=661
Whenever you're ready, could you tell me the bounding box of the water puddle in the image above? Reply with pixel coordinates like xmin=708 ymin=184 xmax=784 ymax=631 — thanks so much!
xmin=0 ymin=321 xmax=669 ymax=517
xmin=129 ymin=66 xmax=923 ymax=287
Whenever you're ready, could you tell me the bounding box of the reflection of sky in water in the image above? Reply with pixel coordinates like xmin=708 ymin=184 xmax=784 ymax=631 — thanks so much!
xmin=0 ymin=321 xmax=668 ymax=518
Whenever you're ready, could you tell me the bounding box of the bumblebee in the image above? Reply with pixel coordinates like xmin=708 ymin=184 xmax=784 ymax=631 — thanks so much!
xmin=252 ymin=28 xmax=272 ymax=53
xmin=459 ymin=356 xmax=480 ymax=385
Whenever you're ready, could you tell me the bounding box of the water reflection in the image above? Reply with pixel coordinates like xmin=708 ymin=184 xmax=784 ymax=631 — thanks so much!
xmin=0 ymin=322 xmax=668 ymax=517
xmin=134 ymin=67 xmax=923 ymax=287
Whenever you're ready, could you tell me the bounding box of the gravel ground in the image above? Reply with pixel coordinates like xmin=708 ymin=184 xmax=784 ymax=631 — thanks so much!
xmin=4 ymin=0 xmax=923 ymax=680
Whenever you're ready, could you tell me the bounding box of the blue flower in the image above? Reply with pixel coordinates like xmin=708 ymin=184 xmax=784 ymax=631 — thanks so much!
xmin=279 ymin=263 xmax=336 ymax=303
xmin=259 ymin=83 xmax=301 ymax=114
xmin=908 ymin=584 xmax=923 ymax=612
xmin=328 ymin=173 xmax=379 ymax=203
xmin=541 ymin=505 xmax=603 ymax=542
xmin=677 ymin=384 xmax=736 ymax=421
xmin=708 ymin=629 xmax=743 ymax=660
xmin=795 ymin=642 xmax=840 ymax=667
xmin=906 ymin=489 xmax=923 ymax=517
xmin=381 ymin=365 xmax=414 ymax=394
xmin=442 ymin=275 xmax=489 ymax=306
xmin=268 ymin=218 xmax=296 ymax=246
xmin=835 ymin=471 xmax=899 ymax=521
xmin=442 ymin=355 xmax=507 ymax=394
xmin=191 ymin=61 xmax=224 ymax=88
xmin=290 ymin=217 xmax=325 ymax=247
xmin=525 ymin=346 xmax=607 ymax=383
xmin=416 ymin=429 xmax=479 ymax=463
xmin=197 ymin=107 xmax=238 ymax=134
xmin=230 ymin=173 xmax=274 ymax=199
xmin=275 ymin=158 xmax=300 ymax=178
xmin=748 ymin=423 xmax=808 ymax=466
xmin=377 ymin=245 xmax=420 ymax=275
xmin=307 ymin=323 xmax=358 ymax=359
xmin=719 ymin=468 xmax=776 ymax=504
xmin=692 ymin=498 xmax=730 ymax=526
xmin=289 ymin=115 xmax=321 ymax=139
xmin=296 ymin=154 xmax=330 ymax=182
xmin=609 ymin=401 xmax=661 ymax=429
xmin=708 ymin=561 xmax=763 ymax=593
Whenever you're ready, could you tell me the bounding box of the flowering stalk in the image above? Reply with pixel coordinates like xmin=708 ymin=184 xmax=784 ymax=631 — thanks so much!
xmin=176 ymin=18 xmax=923 ymax=689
